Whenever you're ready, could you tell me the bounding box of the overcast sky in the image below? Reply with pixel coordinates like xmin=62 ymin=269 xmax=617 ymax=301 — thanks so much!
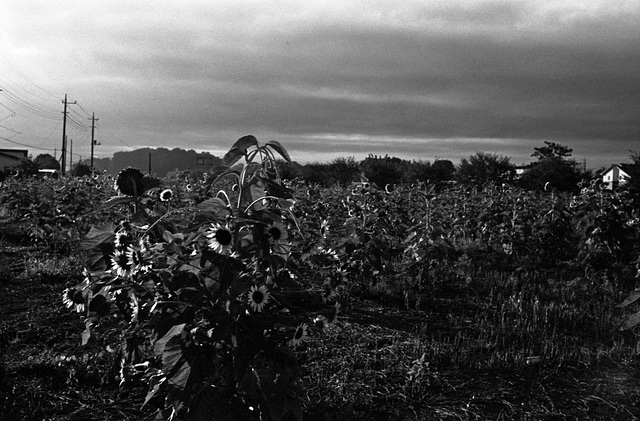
xmin=1 ymin=0 xmax=639 ymax=169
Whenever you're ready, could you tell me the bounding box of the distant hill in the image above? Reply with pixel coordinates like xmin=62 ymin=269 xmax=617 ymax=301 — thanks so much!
xmin=91 ymin=148 xmax=221 ymax=177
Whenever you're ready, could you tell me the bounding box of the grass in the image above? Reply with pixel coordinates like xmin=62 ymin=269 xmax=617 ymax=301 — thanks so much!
xmin=2 ymin=217 xmax=640 ymax=420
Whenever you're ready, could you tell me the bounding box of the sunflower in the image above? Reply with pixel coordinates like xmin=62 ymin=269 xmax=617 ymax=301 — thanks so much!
xmin=110 ymin=249 xmax=132 ymax=278
xmin=185 ymin=184 xmax=192 ymax=192
xmin=159 ymin=188 xmax=173 ymax=201
xmin=126 ymin=244 xmax=151 ymax=274
xmin=265 ymin=221 xmax=287 ymax=243
xmin=62 ymin=288 xmax=85 ymax=313
xmin=114 ymin=230 xmax=134 ymax=249
xmin=288 ymin=323 xmax=308 ymax=347
xmin=206 ymin=223 xmax=233 ymax=254
xmin=129 ymin=294 xmax=139 ymax=324
xmin=248 ymin=285 xmax=270 ymax=312
xmin=115 ymin=167 xmax=145 ymax=196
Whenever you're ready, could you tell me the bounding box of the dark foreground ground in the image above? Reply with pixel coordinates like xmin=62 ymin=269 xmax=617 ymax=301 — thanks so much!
xmin=2 ymin=221 xmax=640 ymax=420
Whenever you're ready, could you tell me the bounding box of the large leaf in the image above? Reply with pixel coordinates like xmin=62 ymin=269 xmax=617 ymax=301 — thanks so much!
xmin=155 ymin=323 xmax=187 ymax=356
xmin=197 ymin=197 xmax=229 ymax=214
xmin=222 ymin=135 xmax=258 ymax=166
xmin=152 ymin=323 xmax=192 ymax=391
xmin=98 ymin=195 xmax=133 ymax=211
xmin=79 ymin=222 xmax=117 ymax=250
xmin=265 ymin=140 xmax=291 ymax=163
xmin=621 ymin=311 xmax=640 ymax=330
xmin=163 ymin=332 xmax=191 ymax=390
xmin=617 ymin=290 xmax=640 ymax=308
xmin=261 ymin=177 xmax=294 ymax=200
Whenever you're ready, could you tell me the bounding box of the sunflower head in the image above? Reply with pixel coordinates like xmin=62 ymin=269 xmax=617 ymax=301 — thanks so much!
xmin=288 ymin=323 xmax=308 ymax=347
xmin=116 ymin=167 xmax=145 ymax=196
xmin=248 ymin=285 xmax=271 ymax=312
xmin=207 ymin=223 xmax=234 ymax=254
xmin=159 ymin=188 xmax=173 ymax=202
xmin=265 ymin=221 xmax=288 ymax=243
xmin=115 ymin=167 xmax=161 ymax=196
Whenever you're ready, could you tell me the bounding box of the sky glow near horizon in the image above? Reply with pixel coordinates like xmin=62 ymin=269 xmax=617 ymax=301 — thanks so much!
xmin=0 ymin=0 xmax=639 ymax=169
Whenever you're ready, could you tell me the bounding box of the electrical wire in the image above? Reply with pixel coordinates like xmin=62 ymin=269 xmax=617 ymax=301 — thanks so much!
xmin=0 ymin=54 xmax=61 ymax=101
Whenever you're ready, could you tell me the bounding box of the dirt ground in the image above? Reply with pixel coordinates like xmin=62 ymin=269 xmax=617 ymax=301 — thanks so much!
xmin=3 ymin=220 xmax=640 ymax=420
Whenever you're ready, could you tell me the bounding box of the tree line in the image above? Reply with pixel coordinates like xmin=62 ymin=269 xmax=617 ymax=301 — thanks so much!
xmin=5 ymin=142 xmax=640 ymax=194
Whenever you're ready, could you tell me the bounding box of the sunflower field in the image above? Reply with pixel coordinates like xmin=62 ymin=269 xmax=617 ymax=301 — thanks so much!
xmin=1 ymin=137 xmax=640 ymax=420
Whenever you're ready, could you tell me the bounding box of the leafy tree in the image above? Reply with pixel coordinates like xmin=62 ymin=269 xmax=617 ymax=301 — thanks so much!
xmin=275 ymin=159 xmax=302 ymax=180
xmin=34 ymin=153 xmax=60 ymax=170
xmin=300 ymin=162 xmax=332 ymax=186
xmin=327 ymin=156 xmax=361 ymax=186
xmin=361 ymin=154 xmax=408 ymax=187
xmin=405 ymin=160 xmax=432 ymax=184
xmin=520 ymin=142 xmax=584 ymax=192
xmin=622 ymin=151 xmax=640 ymax=198
xmin=16 ymin=156 xmax=40 ymax=178
xmin=431 ymin=160 xmax=456 ymax=182
xmin=532 ymin=142 xmax=573 ymax=161
xmin=456 ymin=152 xmax=514 ymax=186
xmin=519 ymin=157 xmax=583 ymax=191
xmin=71 ymin=162 xmax=92 ymax=177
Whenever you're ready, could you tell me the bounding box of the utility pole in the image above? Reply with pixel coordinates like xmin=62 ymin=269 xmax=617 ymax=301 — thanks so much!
xmin=69 ymin=138 xmax=73 ymax=171
xmin=61 ymin=94 xmax=76 ymax=176
xmin=89 ymin=113 xmax=100 ymax=170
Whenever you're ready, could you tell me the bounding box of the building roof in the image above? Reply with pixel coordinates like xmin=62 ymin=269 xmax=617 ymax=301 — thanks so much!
xmin=601 ymin=163 xmax=634 ymax=177
xmin=0 ymin=149 xmax=28 ymax=160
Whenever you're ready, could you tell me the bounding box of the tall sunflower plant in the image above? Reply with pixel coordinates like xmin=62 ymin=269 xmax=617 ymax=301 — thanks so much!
xmin=63 ymin=136 xmax=341 ymax=420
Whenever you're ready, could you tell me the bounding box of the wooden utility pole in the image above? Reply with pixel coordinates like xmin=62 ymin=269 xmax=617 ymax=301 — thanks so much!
xmin=61 ymin=94 xmax=76 ymax=176
xmin=89 ymin=113 xmax=99 ymax=170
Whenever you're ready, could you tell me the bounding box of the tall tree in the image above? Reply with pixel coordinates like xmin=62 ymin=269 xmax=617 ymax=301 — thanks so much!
xmin=34 ymin=153 xmax=60 ymax=170
xmin=521 ymin=142 xmax=584 ymax=191
xmin=532 ymin=142 xmax=572 ymax=161
xmin=456 ymin=152 xmax=514 ymax=186
xmin=361 ymin=154 xmax=408 ymax=187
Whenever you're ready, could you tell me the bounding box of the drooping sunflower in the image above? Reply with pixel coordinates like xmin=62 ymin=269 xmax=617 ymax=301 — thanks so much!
xmin=248 ymin=285 xmax=270 ymax=312
xmin=115 ymin=167 xmax=145 ymax=196
xmin=288 ymin=323 xmax=308 ymax=347
xmin=206 ymin=223 xmax=233 ymax=254
xmin=159 ymin=188 xmax=173 ymax=202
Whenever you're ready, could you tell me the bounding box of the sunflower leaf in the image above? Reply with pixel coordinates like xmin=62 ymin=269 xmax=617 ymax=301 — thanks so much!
xmin=265 ymin=140 xmax=291 ymax=163
xmin=98 ymin=196 xmax=133 ymax=211
xmin=79 ymin=222 xmax=117 ymax=250
xmin=223 ymin=135 xmax=259 ymax=166
xmin=617 ymin=290 xmax=640 ymax=308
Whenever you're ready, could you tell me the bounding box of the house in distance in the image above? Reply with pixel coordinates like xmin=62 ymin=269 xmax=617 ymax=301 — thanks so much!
xmin=601 ymin=164 xmax=633 ymax=190
xmin=0 ymin=149 xmax=28 ymax=174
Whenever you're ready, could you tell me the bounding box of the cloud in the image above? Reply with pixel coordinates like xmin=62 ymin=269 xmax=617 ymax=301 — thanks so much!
xmin=0 ymin=0 xmax=639 ymax=170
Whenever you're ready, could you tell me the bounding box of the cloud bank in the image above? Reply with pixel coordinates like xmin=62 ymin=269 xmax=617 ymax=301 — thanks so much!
xmin=1 ymin=0 xmax=638 ymax=168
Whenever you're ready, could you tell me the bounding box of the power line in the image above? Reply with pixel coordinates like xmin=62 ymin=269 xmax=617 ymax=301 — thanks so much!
xmin=0 ymin=88 xmax=60 ymax=120
xmin=1 ymin=134 xmax=56 ymax=152
xmin=0 ymin=54 xmax=61 ymax=101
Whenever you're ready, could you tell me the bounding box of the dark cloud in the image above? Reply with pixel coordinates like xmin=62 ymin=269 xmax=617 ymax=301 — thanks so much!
xmin=1 ymin=1 xmax=639 ymax=170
